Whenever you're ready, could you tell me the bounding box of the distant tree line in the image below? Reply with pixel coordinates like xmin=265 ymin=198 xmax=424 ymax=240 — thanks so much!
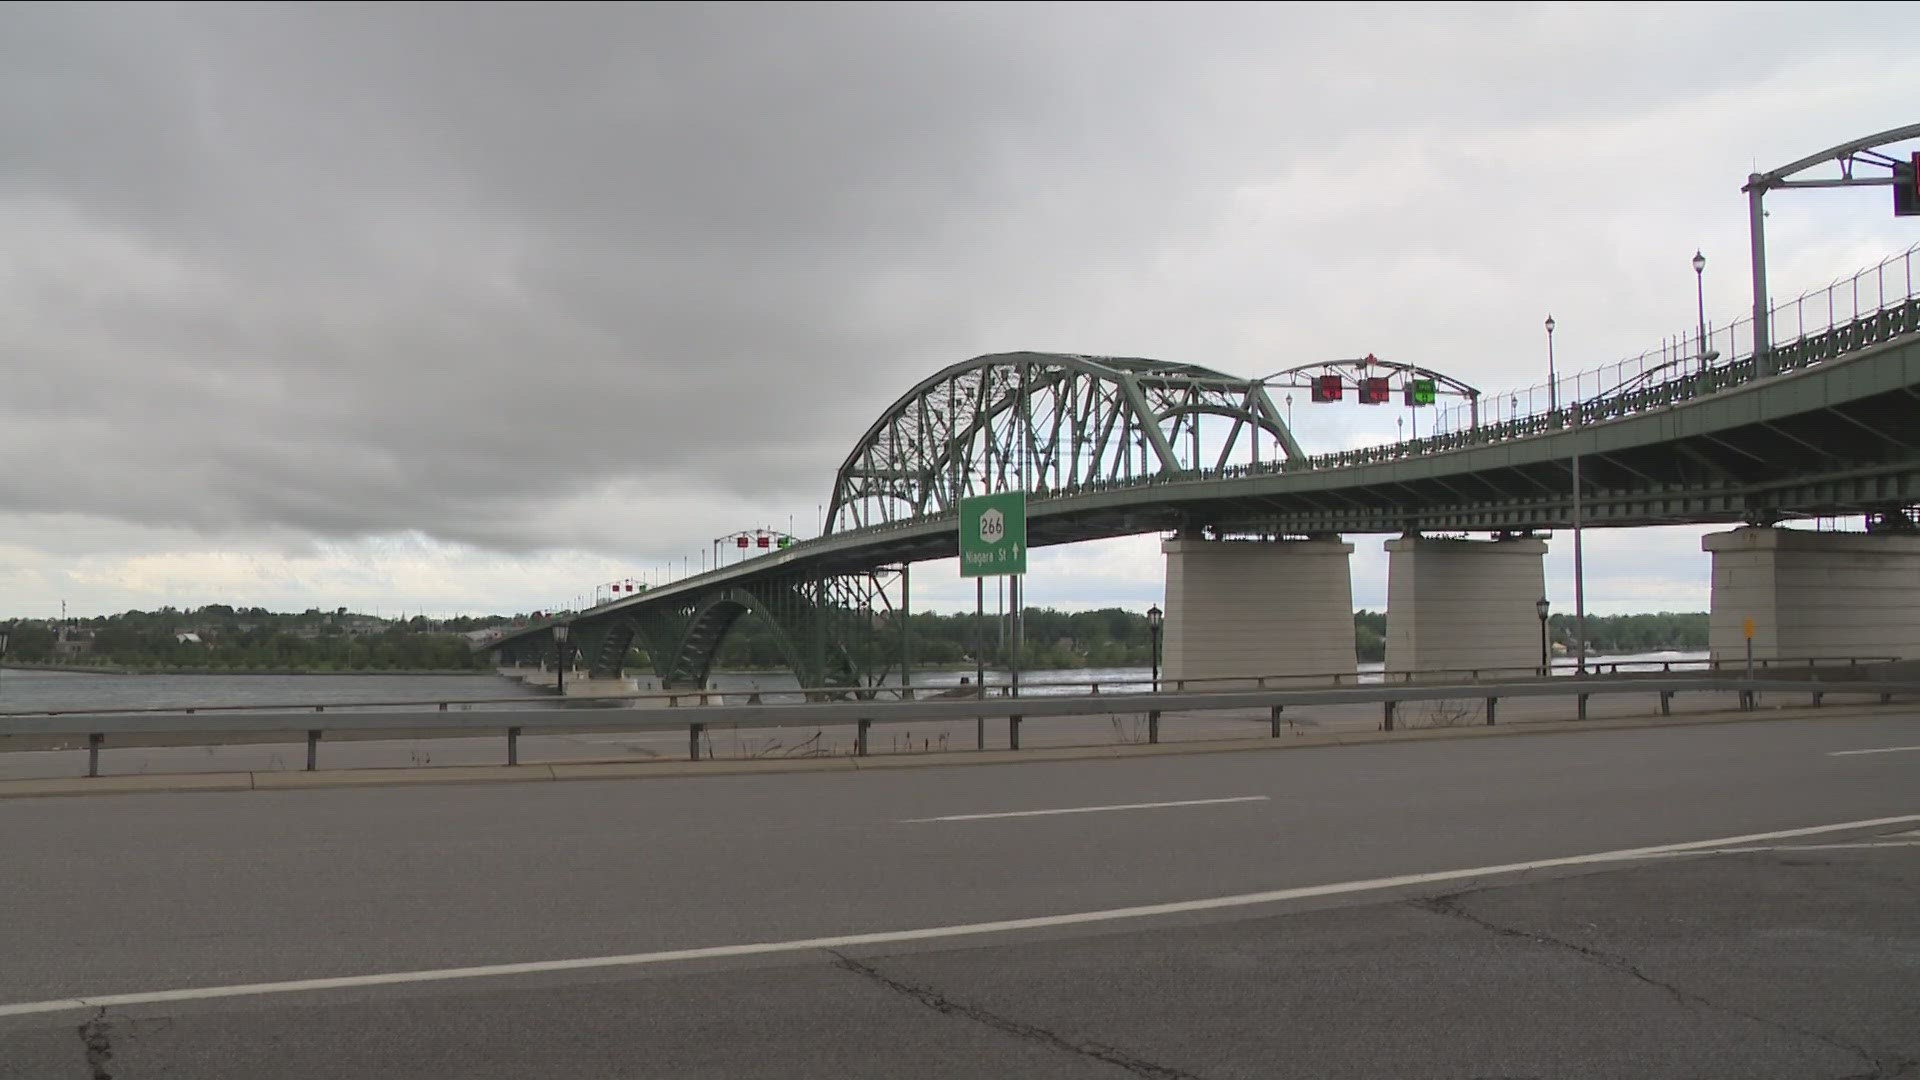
xmin=0 ymin=605 xmax=504 ymax=671
xmin=708 ymin=608 xmax=1709 ymax=670
xmin=2 ymin=605 xmax=1711 ymax=674
xmin=1354 ymin=610 xmax=1706 ymax=663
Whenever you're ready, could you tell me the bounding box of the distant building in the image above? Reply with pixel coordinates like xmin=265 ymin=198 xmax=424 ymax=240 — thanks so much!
xmin=51 ymin=626 xmax=93 ymax=659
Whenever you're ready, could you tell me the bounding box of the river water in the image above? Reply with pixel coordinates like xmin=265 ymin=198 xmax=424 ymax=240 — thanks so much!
xmin=0 ymin=650 xmax=1712 ymax=714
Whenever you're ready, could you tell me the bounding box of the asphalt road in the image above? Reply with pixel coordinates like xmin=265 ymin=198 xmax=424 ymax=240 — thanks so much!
xmin=2 ymin=709 xmax=1917 ymax=1077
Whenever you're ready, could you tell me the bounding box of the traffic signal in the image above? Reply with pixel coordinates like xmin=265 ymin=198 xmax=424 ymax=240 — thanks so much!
xmin=1896 ymin=152 xmax=1919 ymax=217
xmin=1405 ymin=378 xmax=1437 ymax=406
xmin=1311 ymin=374 xmax=1344 ymax=402
xmin=1358 ymin=377 xmax=1391 ymax=405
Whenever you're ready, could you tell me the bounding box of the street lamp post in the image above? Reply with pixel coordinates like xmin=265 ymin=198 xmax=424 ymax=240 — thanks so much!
xmin=1693 ymin=251 xmax=1708 ymax=372
xmin=0 ymin=624 xmax=10 ymax=706
xmin=1544 ymin=315 xmax=1557 ymax=415
xmin=1535 ymin=598 xmax=1550 ymax=676
xmin=1146 ymin=604 xmax=1164 ymax=693
xmin=552 ymin=624 xmax=571 ymax=696
xmin=1572 ymin=427 xmax=1588 ymax=678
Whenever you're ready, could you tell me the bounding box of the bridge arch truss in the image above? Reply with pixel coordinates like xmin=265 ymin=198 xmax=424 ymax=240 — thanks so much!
xmin=825 ymin=352 xmax=1303 ymax=534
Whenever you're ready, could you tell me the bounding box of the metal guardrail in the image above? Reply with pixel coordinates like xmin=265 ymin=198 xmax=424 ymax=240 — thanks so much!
xmin=5 ymin=676 xmax=1912 ymax=779
xmin=1 ymin=657 xmax=1893 ymax=719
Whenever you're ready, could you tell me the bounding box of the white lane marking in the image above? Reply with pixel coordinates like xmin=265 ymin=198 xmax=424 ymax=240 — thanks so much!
xmin=1629 ymin=840 xmax=1920 ymax=858
xmin=1827 ymin=745 xmax=1920 ymax=757
xmin=2 ymin=812 xmax=1915 ymax=1020
xmin=902 ymin=795 xmax=1270 ymax=823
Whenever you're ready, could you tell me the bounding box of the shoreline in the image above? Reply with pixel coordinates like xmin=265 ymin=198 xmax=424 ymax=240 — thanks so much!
xmin=3 ymin=650 xmax=1711 ymax=679
xmin=0 ymin=663 xmax=495 ymax=678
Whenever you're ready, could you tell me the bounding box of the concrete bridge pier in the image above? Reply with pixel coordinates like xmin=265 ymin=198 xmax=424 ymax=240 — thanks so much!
xmin=1160 ymin=535 xmax=1357 ymax=686
xmin=1703 ymin=526 xmax=1920 ymax=663
xmin=1384 ymin=534 xmax=1547 ymax=676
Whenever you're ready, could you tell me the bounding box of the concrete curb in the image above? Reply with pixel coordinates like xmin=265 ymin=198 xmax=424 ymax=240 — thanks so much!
xmin=0 ymin=700 xmax=1907 ymax=800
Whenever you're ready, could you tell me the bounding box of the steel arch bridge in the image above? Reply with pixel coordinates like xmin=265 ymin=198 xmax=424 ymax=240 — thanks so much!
xmin=488 ymin=293 xmax=1920 ymax=693
xmin=501 ymin=353 xmax=1307 ymax=694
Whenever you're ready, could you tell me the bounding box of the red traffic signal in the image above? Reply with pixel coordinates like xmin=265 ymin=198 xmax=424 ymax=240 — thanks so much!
xmin=1358 ymin=377 xmax=1392 ymax=405
xmin=1311 ymin=374 xmax=1343 ymax=402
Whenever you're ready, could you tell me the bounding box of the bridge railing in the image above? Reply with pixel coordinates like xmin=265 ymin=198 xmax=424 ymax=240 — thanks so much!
xmin=6 ymin=675 xmax=1914 ymax=778
xmin=1422 ymin=242 xmax=1920 ymax=436
xmin=1241 ymin=293 xmax=1920 ymax=477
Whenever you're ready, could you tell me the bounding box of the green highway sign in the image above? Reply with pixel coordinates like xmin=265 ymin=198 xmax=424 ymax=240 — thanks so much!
xmin=959 ymin=490 xmax=1027 ymax=578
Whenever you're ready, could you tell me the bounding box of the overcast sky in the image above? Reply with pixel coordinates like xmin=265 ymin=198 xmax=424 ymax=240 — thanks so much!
xmin=3 ymin=2 xmax=1918 ymax=621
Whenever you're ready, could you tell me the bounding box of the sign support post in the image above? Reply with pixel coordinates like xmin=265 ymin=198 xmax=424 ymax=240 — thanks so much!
xmin=1743 ymin=616 xmax=1756 ymax=711
xmin=961 ymin=490 xmax=1029 ymax=735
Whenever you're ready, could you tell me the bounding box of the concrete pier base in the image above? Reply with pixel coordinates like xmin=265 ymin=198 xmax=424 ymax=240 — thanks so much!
xmin=1160 ymin=536 xmax=1357 ymax=686
xmin=1702 ymin=526 xmax=1920 ymax=663
xmin=1384 ymin=535 xmax=1548 ymax=676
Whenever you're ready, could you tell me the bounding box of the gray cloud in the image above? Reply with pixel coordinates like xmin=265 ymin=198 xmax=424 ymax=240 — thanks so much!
xmin=2 ymin=2 xmax=1917 ymax=617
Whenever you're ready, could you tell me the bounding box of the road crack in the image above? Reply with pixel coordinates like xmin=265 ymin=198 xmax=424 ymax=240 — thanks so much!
xmin=76 ymin=1009 xmax=114 ymax=1080
xmin=829 ymin=951 xmax=1208 ymax=1080
xmin=1412 ymin=890 xmax=1899 ymax=1078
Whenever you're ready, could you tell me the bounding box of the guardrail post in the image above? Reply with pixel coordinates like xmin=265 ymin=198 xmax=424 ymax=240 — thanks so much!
xmin=1577 ymin=694 xmax=1589 ymax=721
xmin=1660 ymin=690 xmax=1672 ymax=716
xmin=1811 ymin=690 xmax=1823 ymax=708
xmin=856 ymin=718 xmax=871 ymax=757
xmin=507 ymin=727 xmax=521 ymax=766
xmin=1270 ymin=704 xmax=1284 ymax=737
xmin=87 ymin=733 xmax=102 ymax=778
xmin=1147 ymin=710 xmax=1160 ymax=745
xmin=1485 ymin=697 xmax=1497 ymax=725
xmin=1882 ymin=692 xmax=1893 ymax=705
xmin=306 ymin=730 xmax=320 ymax=771
xmin=689 ymin=722 xmax=703 ymax=761
xmin=1383 ymin=700 xmax=1395 ymax=732
xmin=1009 ymin=714 xmax=1022 ymax=750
